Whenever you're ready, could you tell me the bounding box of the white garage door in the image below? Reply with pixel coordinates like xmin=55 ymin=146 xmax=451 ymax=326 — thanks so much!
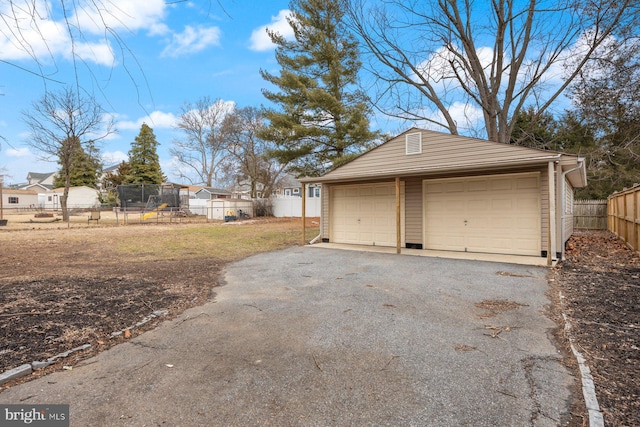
xmin=331 ymin=183 xmax=404 ymax=247
xmin=424 ymin=173 xmax=540 ymax=256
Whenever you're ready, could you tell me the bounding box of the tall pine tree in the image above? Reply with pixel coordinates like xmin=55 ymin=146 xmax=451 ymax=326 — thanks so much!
xmin=127 ymin=123 xmax=164 ymax=184
xmin=260 ymin=0 xmax=378 ymax=177
xmin=53 ymin=137 xmax=102 ymax=188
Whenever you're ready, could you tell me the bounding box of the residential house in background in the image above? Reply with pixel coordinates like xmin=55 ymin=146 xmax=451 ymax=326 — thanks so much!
xmin=26 ymin=172 xmax=57 ymax=189
xmin=98 ymin=164 xmax=119 ymax=192
xmin=184 ymin=186 xmax=232 ymax=215
xmin=1 ymin=189 xmax=39 ymax=211
xmin=229 ymin=180 xmax=265 ymax=199
xmin=274 ymin=174 xmax=301 ymax=197
xmin=194 ymin=187 xmax=232 ymax=199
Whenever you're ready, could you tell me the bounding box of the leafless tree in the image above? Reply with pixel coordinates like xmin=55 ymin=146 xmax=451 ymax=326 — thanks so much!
xmin=22 ymin=88 xmax=114 ymax=221
xmin=347 ymin=0 xmax=639 ymax=143
xmin=171 ymin=97 xmax=234 ymax=187
xmin=222 ymin=106 xmax=288 ymax=198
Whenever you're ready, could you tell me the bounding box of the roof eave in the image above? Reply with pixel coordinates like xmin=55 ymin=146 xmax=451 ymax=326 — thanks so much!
xmin=300 ymin=155 xmax=562 ymax=184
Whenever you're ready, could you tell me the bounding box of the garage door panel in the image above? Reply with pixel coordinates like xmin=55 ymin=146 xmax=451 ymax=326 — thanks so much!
xmin=445 ymin=200 xmax=466 ymax=211
xmin=446 ymin=182 xmax=465 ymax=192
xmin=331 ymin=183 xmax=404 ymax=247
xmin=469 ymin=199 xmax=492 ymax=212
xmin=491 ymin=199 xmax=514 ymax=210
xmin=425 ymin=183 xmax=445 ymax=194
xmin=517 ymin=177 xmax=539 ymax=189
xmin=425 ymin=173 xmax=540 ymax=256
xmin=490 ymin=177 xmax=513 ymax=191
xmin=429 ymin=235 xmax=465 ymax=251
xmin=468 ymin=181 xmax=488 ymax=192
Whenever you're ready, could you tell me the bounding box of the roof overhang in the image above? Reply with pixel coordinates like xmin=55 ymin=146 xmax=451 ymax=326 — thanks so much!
xmin=560 ymin=157 xmax=587 ymax=188
xmin=300 ymin=154 xmax=564 ymax=184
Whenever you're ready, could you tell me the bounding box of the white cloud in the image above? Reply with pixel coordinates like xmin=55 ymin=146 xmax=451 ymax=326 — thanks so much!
xmin=161 ymin=25 xmax=221 ymax=58
xmin=6 ymin=147 xmax=31 ymax=157
xmin=74 ymin=0 xmax=167 ymax=35
xmin=0 ymin=0 xmax=166 ymax=65
xmin=0 ymin=2 xmax=68 ymax=62
xmin=68 ymin=41 xmax=116 ymax=67
xmin=101 ymin=150 xmax=128 ymax=165
xmin=249 ymin=10 xmax=294 ymax=52
xmin=117 ymin=111 xmax=178 ymax=131
xmin=447 ymin=102 xmax=484 ymax=129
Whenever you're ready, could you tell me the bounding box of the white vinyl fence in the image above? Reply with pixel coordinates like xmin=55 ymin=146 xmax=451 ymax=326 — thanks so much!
xmin=187 ymin=199 xmax=208 ymax=215
xmin=271 ymin=196 xmax=321 ymax=217
xmin=185 ymin=196 xmax=321 ymax=218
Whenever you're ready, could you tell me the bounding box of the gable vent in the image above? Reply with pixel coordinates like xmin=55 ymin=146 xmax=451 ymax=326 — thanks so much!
xmin=405 ymin=132 xmax=422 ymax=155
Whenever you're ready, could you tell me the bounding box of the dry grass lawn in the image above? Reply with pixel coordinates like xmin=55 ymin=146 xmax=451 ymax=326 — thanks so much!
xmin=0 ymin=213 xmax=319 ymax=385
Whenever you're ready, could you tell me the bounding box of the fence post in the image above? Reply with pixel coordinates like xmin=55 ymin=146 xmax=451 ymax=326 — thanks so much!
xmin=631 ymin=191 xmax=640 ymax=250
xmin=607 ymin=184 xmax=640 ymax=253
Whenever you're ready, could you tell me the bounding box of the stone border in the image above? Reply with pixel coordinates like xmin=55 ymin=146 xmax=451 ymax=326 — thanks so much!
xmin=560 ymin=292 xmax=604 ymax=427
xmin=0 ymin=310 xmax=168 ymax=386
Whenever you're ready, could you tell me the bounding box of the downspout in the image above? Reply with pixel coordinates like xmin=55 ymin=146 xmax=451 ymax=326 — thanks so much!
xmin=548 ymin=162 xmax=557 ymax=267
xmin=309 ymin=234 xmax=322 ymax=244
xmin=560 ymin=160 xmax=585 ymax=261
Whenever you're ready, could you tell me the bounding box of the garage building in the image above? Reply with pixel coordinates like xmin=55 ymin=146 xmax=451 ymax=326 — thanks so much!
xmin=300 ymin=128 xmax=587 ymax=264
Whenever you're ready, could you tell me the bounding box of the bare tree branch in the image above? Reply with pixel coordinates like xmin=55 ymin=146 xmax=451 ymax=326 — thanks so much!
xmin=347 ymin=0 xmax=639 ymax=143
xmin=21 ymin=87 xmax=114 ymax=221
xmin=171 ymin=97 xmax=234 ymax=187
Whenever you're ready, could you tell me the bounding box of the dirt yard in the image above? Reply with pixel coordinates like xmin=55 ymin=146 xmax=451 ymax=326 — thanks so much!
xmin=0 ymin=215 xmax=318 ymax=386
xmin=552 ymin=230 xmax=639 ymax=427
xmin=0 ymin=216 xmax=637 ymax=426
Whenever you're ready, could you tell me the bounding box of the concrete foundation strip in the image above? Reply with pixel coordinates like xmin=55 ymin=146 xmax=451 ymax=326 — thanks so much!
xmin=0 ymin=310 xmax=168 ymax=386
xmin=560 ymin=292 xmax=604 ymax=427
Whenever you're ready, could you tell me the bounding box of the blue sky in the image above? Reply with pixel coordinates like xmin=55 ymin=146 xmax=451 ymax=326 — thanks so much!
xmin=0 ymin=0 xmax=312 ymax=186
xmin=0 ymin=1 xmax=592 ymax=188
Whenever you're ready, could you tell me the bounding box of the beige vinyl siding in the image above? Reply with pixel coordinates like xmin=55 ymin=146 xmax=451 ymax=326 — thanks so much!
xmin=540 ymin=167 xmax=549 ymax=254
xmin=563 ymin=178 xmax=574 ymax=243
xmin=321 ymin=184 xmax=330 ymax=240
xmin=404 ymin=178 xmax=423 ymax=245
xmin=319 ymin=129 xmax=563 ymax=181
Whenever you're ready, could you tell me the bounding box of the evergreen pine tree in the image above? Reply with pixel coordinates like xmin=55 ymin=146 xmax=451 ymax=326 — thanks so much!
xmin=127 ymin=123 xmax=164 ymax=184
xmin=260 ymin=0 xmax=378 ymax=177
xmin=102 ymin=161 xmax=131 ymax=189
xmin=53 ymin=137 xmax=102 ymax=188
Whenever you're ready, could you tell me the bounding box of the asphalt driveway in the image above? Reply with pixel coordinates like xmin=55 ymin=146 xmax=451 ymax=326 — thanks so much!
xmin=0 ymin=247 xmax=574 ymax=426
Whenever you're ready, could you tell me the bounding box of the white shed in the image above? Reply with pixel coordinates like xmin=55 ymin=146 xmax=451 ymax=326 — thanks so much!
xmin=207 ymin=199 xmax=254 ymax=221
xmin=42 ymin=186 xmax=101 ymax=210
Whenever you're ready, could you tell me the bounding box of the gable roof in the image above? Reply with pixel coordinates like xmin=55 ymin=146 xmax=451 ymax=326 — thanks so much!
xmin=196 ymin=187 xmax=232 ymax=195
xmin=2 ymin=189 xmax=38 ymax=196
xmin=22 ymin=183 xmax=51 ymax=192
xmin=278 ymin=174 xmax=301 ymax=188
xmin=27 ymin=172 xmax=56 ymax=181
xmin=300 ymin=128 xmax=585 ymax=186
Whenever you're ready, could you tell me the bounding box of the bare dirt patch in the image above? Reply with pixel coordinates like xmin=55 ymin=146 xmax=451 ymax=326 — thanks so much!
xmin=0 ymin=217 xmax=318 ymax=387
xmin=475 ymin=298 xmax=529 ymax=318
xmin=552 ymin=230 xmax=640 ymax=427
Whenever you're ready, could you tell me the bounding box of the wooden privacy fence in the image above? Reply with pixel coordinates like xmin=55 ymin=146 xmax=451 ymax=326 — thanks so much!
xmin=608 ymin=183 xmax=640 ymax=252
xmin=574 ymin=200 xmax=608 ymax=230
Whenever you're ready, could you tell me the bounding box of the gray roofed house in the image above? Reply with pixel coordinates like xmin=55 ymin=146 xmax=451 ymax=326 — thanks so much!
xmin=194 ymin=187 xmax=232 ymax=200
xmin=27 ymin=172 xmax=58 ymax=190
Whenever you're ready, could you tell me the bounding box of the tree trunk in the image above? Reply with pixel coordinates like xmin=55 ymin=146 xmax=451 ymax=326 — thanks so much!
xmin=62 ymin=173 xmax=71 ymax=222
